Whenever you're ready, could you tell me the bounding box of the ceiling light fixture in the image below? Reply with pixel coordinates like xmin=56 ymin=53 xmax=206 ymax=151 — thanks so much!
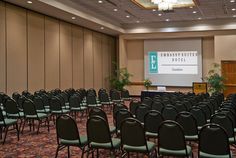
xmin=100 ymin=27 xmax=104 ymax=30
xmin=27 ymin=1 xmax=32 ymax=4
xmin=98 ymin=0 xmax=103 ymax=4
xmin=230 ymin=0 xmax=235 ymax=2
xmin=233 ymin=15 xmax=236 ymax=17
xmin=113 ymin=8 xmax=118 ymax=12
xmin=126 ymin=15 xmax=130 ymax=18
xmin=158 ymin=13 xmax=162 ymax=16
xmin=198 ymin=17 xmax=202 ymax=20
xmin=192 ymin=11 xmax=197 ymax=13
xmin=71 ymin=17 xmax=76 ymax=20
xmin=152 ymin=9 xmax=156 ymax=11
xmin=232 ymin=8 xmax=236 ymax=11
xmin=151 ymin=0 xmax=177 ymax=11
xmin=136 ymin=20 xmax=140 ymax=23
xmin=165 ymin=18 xmax=170 ymax=21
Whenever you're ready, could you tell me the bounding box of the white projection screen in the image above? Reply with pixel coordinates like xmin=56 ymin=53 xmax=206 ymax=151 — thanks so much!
xmin=144 ymin=38 xmax=202 ymax=87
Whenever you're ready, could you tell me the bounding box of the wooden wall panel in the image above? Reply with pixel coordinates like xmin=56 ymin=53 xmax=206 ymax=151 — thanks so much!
xmin=59 ymin=22 xmax=72 ymax=90
xmin=45 ymin=17 xmax=60 ymax=90
xmin=93 ymin=32 xmax=103 ymax=91
xmin=6 ymin=4 xmax=27 ymax=94
xmin=72 ymin=26 xmax=84 ymax=89
xmin=84 ymin=29 xmax=94 ymax=89
xmin=102 ymin=35 xmax=110 ymax=89
xmin=0 ymin=2 xmax=6 ymax=93
xmin=27 ymin=11 xmax=44 ymax=92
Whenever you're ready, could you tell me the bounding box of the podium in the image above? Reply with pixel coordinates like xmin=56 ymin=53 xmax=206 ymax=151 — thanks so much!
xmin=192 ymin=82 xmax=208 ymax=94
xmin=141 ymin=90 xmax=175 ymax=101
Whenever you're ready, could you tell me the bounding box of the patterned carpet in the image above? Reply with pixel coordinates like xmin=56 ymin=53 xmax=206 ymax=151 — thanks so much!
xmin=0 ymin=105 xmax=236 ymax=158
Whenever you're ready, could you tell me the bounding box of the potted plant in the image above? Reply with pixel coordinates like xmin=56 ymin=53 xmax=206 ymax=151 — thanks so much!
xmin=110 ymin=67 xmax=132 ymax=91
xmin=144 ymin=78 xmax=152 ymax=90
xmin=205 ymin=63 xmax=225 ymax=94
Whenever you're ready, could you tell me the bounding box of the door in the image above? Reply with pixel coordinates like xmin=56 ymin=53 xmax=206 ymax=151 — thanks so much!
xmin=221 ymin=61 xmax=236 ymax=97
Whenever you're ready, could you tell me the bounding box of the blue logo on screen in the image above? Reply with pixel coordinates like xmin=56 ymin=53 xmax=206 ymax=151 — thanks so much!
xmin=148 ymin=52 xmax=158 ymax=73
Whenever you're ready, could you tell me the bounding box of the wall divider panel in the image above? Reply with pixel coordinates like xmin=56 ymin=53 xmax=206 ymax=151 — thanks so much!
xmin=6 ymin=4 xmax=27 ymax=95
xmin=84 ymin=29 xmax=94 ymax=89
xmin=45 ymin=17 xmax=60 ymax=91
xmin=27 ymin=11 xmax=45 ymax=93
xmin=72 ymin=25 xmax=84 ymax=89
xmin=59 ymin=21 xmax=73 ymax=90
xmin=93 ymin=32 xmax=103 ymax=91
xmin=102 ymin=35 xmax=110 ymax=90
xmin=0 ymin=1 xmax=6 ymax=92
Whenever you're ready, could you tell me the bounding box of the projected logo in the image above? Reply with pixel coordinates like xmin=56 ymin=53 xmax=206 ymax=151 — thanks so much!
xmin=148 ymin=52 xmax=158 ymax=73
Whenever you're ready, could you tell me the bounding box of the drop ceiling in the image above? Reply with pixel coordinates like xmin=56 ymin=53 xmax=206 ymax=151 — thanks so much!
xmin=4 ymin=0 xmax=236 ymax=35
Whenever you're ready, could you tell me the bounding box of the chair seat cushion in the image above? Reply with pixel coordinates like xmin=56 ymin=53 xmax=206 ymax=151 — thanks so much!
xmin=71 ymin=107 xmax=87 ymax=111
xmin=51 ymin=109 xmax=70 ymax=114
xmin=159 ymin=145 xmax=192 ymax=156
xmin=109 ymin=126 xmax=116 ymax=133
xmin=101 ymin=102 xmax=113 ymax=105
xmin=61 ymin=135 xmax=88 ymax=146
xmin=90 ymin=138 xmax=121 ymax=149
xmin=36 ymin=109 xmax=50 ymax=113
xmin=229 ymin=137 xmax=235 ymax=144
xmin=123 ymin=141 xmax=155 ymax=153
xmin=88 ymin=104 xmax=102 ymax=107
xmin=25 ymin=113 xmax=48 ymax=119
xmin=145 ymin=131 xmax=158 ymax=138
xmin=199 ymin=151 xmax=232 ymax=158
xmin=185 ymin=135 xmax=198 ymax=141
xmin=8 ymin=112 xmax=24 ymax=118
xmin=0 ymin=118 xmax=17 ymax=125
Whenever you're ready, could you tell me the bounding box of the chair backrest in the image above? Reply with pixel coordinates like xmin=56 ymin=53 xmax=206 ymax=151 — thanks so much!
xmin=50 ymin=97 xmax=62 ymax=111
xmin=199 ymin=123 xmax=231 ymax=157
xmin=158 ymin=120 xmax=187 ymax=154
xmin=210 ymin=113 xmax=235 ymax=138
xmin=111 ymin=90 xmax=121 ymax=101
xmin=86 ymin=94 xmax=97 ymax=105
xmin=121 ymin=118 xmax=147 ymax=149
xmin=144 ymin=110 xmax=164 ymax=134
xmin=162 ymin=105 xmax=178 ymax=121
xmin=17 ymin=95 xmax=27 ymax=110
xmin=87 ymin=116 xmax=112 ymax=145
xmin=121 ymin=89 xmax=130 ymax=99
xmin=33 ymin=96 xmax=45 ymax=111
xmin=175 ymin=112 xmax=198 ymax=136
xmin=69 ymin=95 xmax=81 ymax=108
xmin=142 ymin=97 xmax=153 ymax=107
xmin=12 ymin=92 xmax=20 ymax=103
xmin=151 ymin=101 xmax=164 ymax=112
xmin=22 ymin=99 xmax=37 ymax=116
xmin=41 ymin=94 xmax=50 ymax=107
xmin=89 ymin=107 xmax=108 ymax=122
xmin=0 ymin=108 xmax=5 ymax=124
xmin=87 ymin=88 xmax=97 ymax=97
xmin=175 ymin=103 xmax=187 ymax=113
xmin=115 ymin=109 xmax=133 ymax=131
xmin=99 ymin=92 xmax=110 ymax=103
xmin=135 ymin=104 xmax=151 ymax=123
xmin=5 ymin=98 xmax=20 ymax=115
xmin=190 ymin=106 xmax=207 ymax=127
xmin=198 ymin=102 xmax=212 ymax=120
xmin=56 ymin=115 xmax=82 ymax=144
xmin=113 ymin=103 xmax=128 ymax=118
xmin=129 ymin=100 xmax=141 ymax=115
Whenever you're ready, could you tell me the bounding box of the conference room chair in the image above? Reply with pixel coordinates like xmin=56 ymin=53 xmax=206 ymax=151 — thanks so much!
xmin=129 ymin=100 xmax=141 ymax=116
xmin=88 ymin=107 xmax=116 ymax=134
xmin=151 ymin=101 xmax=164 ymax=113
xmin=198 ymin=123 xmax=232 ymax=158
xmin=210 ymin=113 xmax=236 ymax=144
xmin=98 ymin=92 xmax=113 ymax=111
xmin=113 ymin=103 xmax=128 ymax=119
xmin=87 ymin=88 xmax=97 ymax=97
xmin=144 ymin=110 xmax=164 ymax=140
xmin=175 ymin=102 xmax=188 ymax=113
xmin=120 ymin=118 xmax=157 ymax=158
xmin=162 ymin=105 xmax=178 ymax=121
xmin=22 ymin=99 xmax=50 ymax=134
xmin=197 ymin=102 xmax=212 ymax=122
xmin=55 ymin=115 xmax=87 ymax=158
xmin=175 ymin=112 xmax=198 ymax=142
xmin=142 ymin=97 xmax=153 ymax=107
xmin=33 ymin=96 xmax=51 ymax=114
xmin=114 ymin=109 xmax=133 ymax=135
xmin=110 ymin=89 xmax=123 ymax=104
xmin=135 ymin=103 xmax=151 ymax=123
xmin=87 ymin=116 xmax=121 ymax=157
xmin=17 ymin=95 xmax=27 ymax=111
xmin=69 ymin=94 xmax=87 ymax=120
xmin=0 ymin=108 xmax=19 ymax=144
xmin=121 ymin=89 xmax=132 ymax=101
xmin=190 ymin=106 xmax=207 ymax=130
xmin=12 ymin=92 xmax=21 ymax=104
xmin=157 ymin=120 xmax=193 ymax=157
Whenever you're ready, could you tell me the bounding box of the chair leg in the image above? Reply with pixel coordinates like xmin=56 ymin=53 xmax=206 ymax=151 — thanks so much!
xmin=15 ymin=123 xmax=19 ymax=141
xmin=37 ymin=120 xmax=41 ymax=134
xmin=21 ymin=119 xmax=26 ymax=134
xmin=81 ymin=146 xmax=85 ymax=158
xmin=3 ymin=126 xmax=8 ymax=145
xmin=55 ymin=146 xmax=60 ymax=158
xmin=67 ymin=146 xmax=70 ymax=158
xmin=96 ymin=149 xmax=99 ymax=158
xmin=47 ymin=118 xmax=50 ymax=132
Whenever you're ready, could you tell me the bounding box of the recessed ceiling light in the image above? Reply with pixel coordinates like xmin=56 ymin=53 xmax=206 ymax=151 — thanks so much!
xmin=233 ymin=15 xmax=236 ymax=17
xmin=152 ymin=9 xmax=156 ymax=12
xmin=71 ymin=17 xmax=76 ymax=20
xmin=232 ymin=8 xmax=236 ymax=11
xmin=126 ymin=15 xmax=130 ymax=18
xmin=165 ymin=19 xmax=170 ymax=21
xmin=189 ymin=6 xmax=193 ymax=9
xmin=193 ymin=11 xmax=197 ymax=14
xmin=27 ymin=1 xmax=32 ymax=4
xmin=136 ymin=20 xmax=140 ymax=23
xmin=158 ymin=13 xmax=162 ymax=16
xmin=100 ymin=27 xmax=104 ymax=30
xmin=113 ymin=8 xmax=118 ymax=12
xmin=98 ymin=0 xmax=103 ymax=4
xmin=230 ymin=0 xmax=235 ymax=2
xmin=198 ymin=17 xmax=202 ymax=20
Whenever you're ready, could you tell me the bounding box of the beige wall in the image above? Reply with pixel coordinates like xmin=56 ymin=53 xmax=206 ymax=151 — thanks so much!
xmin=0 ymin=2 xmax=116 ymax=95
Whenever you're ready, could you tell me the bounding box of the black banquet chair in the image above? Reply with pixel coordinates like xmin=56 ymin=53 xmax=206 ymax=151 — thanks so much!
xmin=55 ymin=115 xmax=88 ymax=158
